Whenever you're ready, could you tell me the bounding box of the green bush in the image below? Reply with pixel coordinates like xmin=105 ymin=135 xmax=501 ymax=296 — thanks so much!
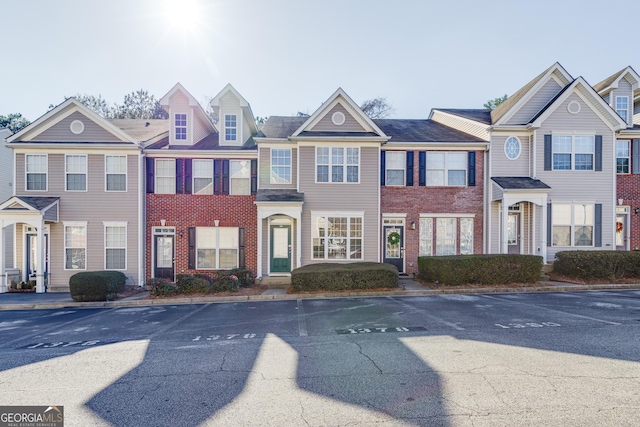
xmin=418 ymin=255 xmax=543 ymax=286
xmin=147 ymin=277 xmax=177 ymax=296
xmin=176 ymin=274 xmax=210 ymax=294
xmin=229 ymin=268 xmax=254 ymax=286
xmin=69 ymin=272 xmax=109 ymax=302
xmin=553 ymin=251 xmax=640 ymax=280
xmin=291 ymin=262 xmax=398 ymax=292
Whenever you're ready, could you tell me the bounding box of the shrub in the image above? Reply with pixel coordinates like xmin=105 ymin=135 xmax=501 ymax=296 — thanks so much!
xmin=176 ymin=274 xmax=210 ymax=294
xmin=69 ymin=272 xmax=109 ymax=302
xmin=98 ymin=271 xmax=127 ymax=293
xmin=229 ymin=268 xmax=254 ymax=286
xmin=418 ymin=255 xmax=542 ymax=286
xmin=553 ymin=251 xmax=640 ymax=280
xmin=291 ymin=262 xmax=398 ymax=292
xmin=147 ymin=277 xmax=177 ymax=296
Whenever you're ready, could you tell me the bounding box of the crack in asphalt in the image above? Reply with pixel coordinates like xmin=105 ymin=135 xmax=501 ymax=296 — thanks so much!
xmin=350 ymin=339 xmax=383 ymax=374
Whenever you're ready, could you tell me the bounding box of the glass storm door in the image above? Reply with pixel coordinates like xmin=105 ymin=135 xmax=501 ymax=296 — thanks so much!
xmin=26 ymin=234 xmax=49 ymax=279
xmin=507 ymin=213 xmax=520 ymax=254
xmin=270 ymin=225 xmax=291 ymax=273
xmin=154 ymin=235 xmax=175 ymax=280
xmin=616 ymin=214 xmax=628 ymax=250
xmin=383 ymin=226 xmax=404 ymax=273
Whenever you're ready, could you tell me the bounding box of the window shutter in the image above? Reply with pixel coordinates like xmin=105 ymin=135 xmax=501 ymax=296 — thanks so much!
xmin=633 ymin=140 xmax=640 ymax=174
xmin=146 ymin=157 xmax=154 ymax=194
xmin=594 ymin=204 xmax=602 ymax=247
xmin=251 ymin=159 xmax=257 ymax=194
xmin=214 ymin=159 xmax=222 ymax=194
xmin=184 ymin=159 xmax=192 ymax=194
xmin=239 ymin=227 xmax=246 ymax=269
xmin=544 ymin=135 xmax=552 ymax=171
xmin=547 ymin=203 xmax=552 ymax=247
xmin=419 ymin=151 xmax=426 ymax=186
xmin=222 ymin=160 xmax=230 ymax=195
xmin=176 ymin=158 xmax=184 ymax=194
xmin=188 ymin=227 xmax=196 ymax=269
xmin=406 ymin=151 xmax=414 ymax=186
xmin=467 ymin=151 xmax=476 ymax=186
xmin=380 ymin=151 xmax=386 ymax=186
xmin=595 ymin=135 xmax=602 ymax=171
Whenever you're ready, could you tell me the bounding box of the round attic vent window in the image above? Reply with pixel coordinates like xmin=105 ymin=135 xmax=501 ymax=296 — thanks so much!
xmin=70 ymin=120 xmax=85 ymax=134
xmin=567 ymin=101 xmax=581 ymax=115
xmin=332 ymin=111 xmax=346 ymax=126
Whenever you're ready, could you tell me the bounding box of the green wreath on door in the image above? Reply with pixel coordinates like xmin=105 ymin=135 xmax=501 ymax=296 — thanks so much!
xmin=387 ymin=231 xmax=401 ymax=245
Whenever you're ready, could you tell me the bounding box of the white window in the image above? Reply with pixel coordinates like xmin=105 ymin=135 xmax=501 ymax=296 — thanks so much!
xmin=504 ymin=137 xmax=521 ymax=160
xmin=419 ymin=218 xmax=433 ymax=256
xmin=193 ymin=159 xmax=213 ymax=194
xmin=65 ymin=224 xmax=86 ymax=270
xmin=105 ymin=155 xmax=127 ymax=192
xmin=316 ymin=147 xmax=359 ymax=183
xmin=155 ymin=159 xmax=176 ymax=194
xmin=420 ymin=216 xmax=473 ymax=256
xmin=552 ymin=204 xmax=594 ymax=247
xmin=26 ymin=154 xmax=47 ymax=191
xmin=312 ymin=215 xmax=362 ymax=260
xmin=175 ymin=114 xmax=187 ymax=140
xmin=65 ymin=155 xmax=87 ymax=191
xmin=196 ymin=227 xmax=238 ymax=269
xmin=271 ymin=149 xmax=291 ymax=184
xmin=460 ymin=218 xmax=474 ymax=255
xmin=105 ymin=224 xmax=126 ymax=270
xmin=225 ymin=114 xmax=237 ymax=141
xmin=230 ymin=160 xmax=251 ymax=195
xmin=552 ymin=135 xmax=594 ymax=171
xmin=617 ymin=140 xmax=630 ymax=174
xmin=436 ymin=218 xmax=456 ymax=255
xmin=426 ymin=152 xmax=466 ymax=186
xmin=616 ymin=96 xmax=628 ymax=122
xmin=386 ymin=151 xmax=405 ymax=186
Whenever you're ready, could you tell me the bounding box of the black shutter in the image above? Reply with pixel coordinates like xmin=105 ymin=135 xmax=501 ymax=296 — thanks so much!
xmin=188 ymin=227 xmax=196 ymax=269
xmin=632 ymin=140 xmax=640 ymax=174
xmin=406 ymin=151 xmax=414 ymax=186
xmin=544 ymin=135 xmax=552 ymax=171
xmin=214 ymin=159 xmax=222 ymax=194
xmin=251 ymin=159 xmax=257 ymax=194
xmin=222 ymin=160 xmax=230 ymax=195
xmin=146 ymin=157 xmax=154 ymax=193
xmin=595 ymin=135 xmax=602 ymax=171
xmin=547 ymin=203 xmax=552 ymax=247
xmin=184 ymin=159 xmax=192 ymax=194
xmin=594 ymin=204 xmax=602 ymax=247
xmin=380 ymin=151 xmax=386 ymax=186
xmin=419 ymin=151 xmax=426 ymax=186
xmin=239 ymin=227 xmax=246 ymax=269
xmin=468 ymin=151 xmax=476 ymax=186
xmin=176 ymin=158 xmax=184 ymax=194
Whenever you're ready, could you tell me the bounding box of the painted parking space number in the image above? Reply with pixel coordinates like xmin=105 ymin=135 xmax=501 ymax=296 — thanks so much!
xmin=192 ymin=334 xmax=256 ymax=341
xmin=495 ymin=322 xmax=561 ymax=329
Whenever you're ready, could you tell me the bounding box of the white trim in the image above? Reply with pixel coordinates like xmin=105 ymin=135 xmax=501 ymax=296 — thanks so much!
xmin=331 ymin=111 xmax=346 ymax=126
xmin=194 ymin=226 xmax=240 ymax=270
xmin=104 ymin=223 xmax=127 ymax=271
xmin=420 ymin=213 xmax=476 ymax=218
xmin=385 ymin=151 xmax=406 ymax=186
xmin=25 ymin=153 xmax=48 ymax=192
xmin=63 ymin=222 xmax=87 ymax=271
xmin=154 ymin=158 xmax=176 ymax=194
xmin=504 ymin=136 xmax=522 ymax=160
xmin=138 ymin=153 xmax=144 ymax=286
xmin=315 ymin=146 xmax=360 ymax=184
xmin=70 ymin=119 xmax=85 ymax=135
xmin=567 ymin=101 xmax=581 ymax=115
xmin=310 ymin=212 xmax=364 ymax=261
xmin=64 ymin=154 xmax=88 ymax=192
xmin=105 ymin=155 xmax=128 ymax=192
xmin=270 ymin=148 xmax=292 ymax=185
xmin=192 ymin=159 xmax=214 ymax=194
xmin=382 ymin=213 xmax=408 ymax=218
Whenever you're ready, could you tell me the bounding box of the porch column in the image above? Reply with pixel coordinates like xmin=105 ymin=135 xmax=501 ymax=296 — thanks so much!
xmin=256 ymin=214 xmax=263 ymax=278
xmin=296 ymin=211 xmax=302 ymax=270
xmin=36 ymin=219 xmax=45 ymax=293
xmin=0 ymin=221 xmax=5 ymax=293
xmin=540 ymin=197 xmax=548 ymax=263
xmin=501 ymin=200 xmax=509 ymax=254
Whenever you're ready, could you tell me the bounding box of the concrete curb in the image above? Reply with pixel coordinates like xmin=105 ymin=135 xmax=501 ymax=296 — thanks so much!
xmin=1 ymin=282 xmax=639 ymax=311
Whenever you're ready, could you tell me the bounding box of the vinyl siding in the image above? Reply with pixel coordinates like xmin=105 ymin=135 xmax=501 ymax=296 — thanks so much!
xmin=258 ymin=146 xmax=297 ymax=189
xmin=610 ymin=78 xmax=633 ymax=126
xmin=298 ymin=145 xmax=379 ymax=265
xmin=490 ymin=133 xmax=531 ymax=177
xmin=311 ymin=104 xmax=366 ymax=132
xmin=507 ymin=79 xmax=563 ymax=125
xmin=192 ymin=113 xmax=210 ymax=144
xmin=169 ymin=92 xmax=192 ymax=145
xmin=3 ymin=225 xmax=13 ymax=268
xmin=430 ymin=110 xmax=489 ymax=140
xmin=0 ymin=129 xmax=13 ymax=201
xmin=32 ymin=111 xmax=126 ymax=143
xmin=260 ymin=217 xmax=298 ymax=275
xmin=490 ymin=201 xmax=500 ymax=253
xmin=15 ymin=152 xmax=140 ymax=287
xmin=219 ymin=93 xmax=242 ymax=146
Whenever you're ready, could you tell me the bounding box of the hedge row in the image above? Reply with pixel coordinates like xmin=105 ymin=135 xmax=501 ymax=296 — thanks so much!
xmin=291 ymin=262 xmax=398 ymax=292
xmin=147 ymin=268 xmax=254 ymax=296
xmin=69 ymin=271 xmax=127 ymax=302
xmin=418 ymin=255 xmax=542 ymax=286
xmin=553 ymin=251 xmax=640 ymax=280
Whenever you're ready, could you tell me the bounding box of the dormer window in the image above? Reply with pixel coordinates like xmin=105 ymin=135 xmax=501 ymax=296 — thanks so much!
xmin=616 ymin=97 xmax=628 ymax=122
xmin=225 ymin=114 xmax=237 ymax=141
xmin=175 ymin=114 xmax=187 ymax=140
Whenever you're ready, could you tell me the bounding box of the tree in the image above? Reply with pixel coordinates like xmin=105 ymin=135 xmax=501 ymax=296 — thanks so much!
xmin=69 ymin=94 xmax=114 ymax=118
xmin=203 ymin=96 xmax=219 ymax=124
xmin=0 ymin=113 xmax=30 ymax=133
xmin=255 ymin=116 xmax=267 ymax=125
xmin=114 ymin=90 xmax=168 ymax=120
xmin=483 ymin=94 xmax=508 ymax=110
xmin=360 ymin=97 xmax=393 ymax=119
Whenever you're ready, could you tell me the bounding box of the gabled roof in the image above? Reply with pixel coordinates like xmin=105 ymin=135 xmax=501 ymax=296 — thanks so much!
xmin=593 ymin=66 xmax=640 ymax=96
xmin=255 ymin=189 xmax=304 ymax=203
xmin=492 ymin=177 xmax=550 ymax=190
xmin=209 ymin=83 xmax=258 ymax=135
xmin=0 ymin=196 xmax=59 ymax=212
xmin=109 ymin=119 xmax=168 ymax=142
xmin=258 ymin=116 xmax=307 ymax=139
xmin=291 ymin=88 xmax=386 ymax=138
xmin=491 ymin=62 xmax=573 ymax=125
xmin=159 ymin=83 xmax=216 ymax=133
xmin=146 ymin=131 xmax=256 ymax=151
xmin=432 ymin=109 xmax=492 ymax=125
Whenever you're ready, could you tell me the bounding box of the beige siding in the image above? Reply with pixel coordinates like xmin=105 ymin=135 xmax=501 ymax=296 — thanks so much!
xmin=258 ymin=146 xmax=297 ymax=189
xmin=507 ymin=79 xmax=563 ymax=125
xmin=491 ymin=182 xmax=503 ymax=201
xmin=16 ymin=153 xmax=140 ymax=288
xmin=490 ymin=133 xmax=531 ymax=177
xmin=311 ymin=104 xmax=366 ymax=133
xmin=3 ymin=225 xmax=13 ymax=268
xmin=32 ymin=111 xmax=125 ymax=143
xmin=430 ymin=110 xmax=489 ymax=140
xmin=192 ymin=113 xmax=210 ymax=143
xmin=610 ymin=78 xmax=633 ymax=126
xmin=242 ymin=115 xmax=252 ymax=144
xmin=261 ymin=218 xmax=268 ymax=274
xmin=169 ymin=92 xmax=192 ymax=145
xmin=219 ymin=93 xmax=242 ymax=146
xmin=298 ymin=145 xmax=379 ymax=265
xmin=490 ymin=201 xmax=500 ymax=253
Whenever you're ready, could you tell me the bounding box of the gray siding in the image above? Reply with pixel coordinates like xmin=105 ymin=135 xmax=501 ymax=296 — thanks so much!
xmin=169 ymin=92 xmax=192 ymax=145
xmin=298 ymin=145 xmax=379 ymax=265
xmin=0 ymin=129 xmax=13 ymax=201
xmin=219 ymin=93 xmax=243 ymax=146
xmin=490 ymin=133 xmax=531 ymax=177
xmin=507 ymin=79 xmax=563 ymax=125
xmin=32 ymin=111 xmax=125 ymax=143
xmin=311 ymin=104 xmax=366 ymax=132
xmin=193 ymin=112 xmax=209 ymax=144
xmin=430 ymin=110 xmax=489 ymax=140
xmin=3 ymin=225 xmax=13 ymax=268
xmin=258 ymin=146 xmax=297 ymax=189
xmin=610 ymin=78 xmax=633 ymax=126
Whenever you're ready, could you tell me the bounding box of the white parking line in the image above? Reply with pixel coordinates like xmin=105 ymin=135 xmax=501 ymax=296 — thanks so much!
xmin=390 ymin=297 xmax=465 ymax=330
xmin=481 ymin=295 xmax=622 ymax=326
xmin=297 ymin=300 xmax=308 ymax=337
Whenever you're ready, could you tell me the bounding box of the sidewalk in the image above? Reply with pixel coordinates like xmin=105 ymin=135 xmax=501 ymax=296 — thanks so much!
xmin=1 ymin=278 xmax=639 ymax=311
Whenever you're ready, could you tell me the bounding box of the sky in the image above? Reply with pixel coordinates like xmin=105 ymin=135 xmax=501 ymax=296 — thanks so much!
xmin=1 ymin=0 xmax=638 ymax=123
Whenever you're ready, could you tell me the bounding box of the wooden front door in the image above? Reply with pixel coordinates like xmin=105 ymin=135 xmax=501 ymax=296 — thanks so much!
xmin=270 ymin=225 xmax=291 ymax=273
xmin=154 ymin=235 xmax=175 ymax=280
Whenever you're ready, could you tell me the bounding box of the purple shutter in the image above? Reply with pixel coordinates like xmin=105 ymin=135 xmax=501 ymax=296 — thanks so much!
xmin=250 ymin=159 xmax=257 ymax=194
xmin=188 ymin=227 xmax=196 ymax=269
xmin=406 ymin=151 xmax=414 ymax=186
xmin=175 ymin=158 xmax=184 ymax=194
xmin=214 ymin=159 xmax=222 ymax=194
xmin=184 ymin=159 xmax=192 ymax=194
xmin=146 ymin=157 xmax=154 ymax=193
xmin=222 ymin=160 xmax=230 ymax=195
xmin=239 ymin=227 xmax=246 ymax=269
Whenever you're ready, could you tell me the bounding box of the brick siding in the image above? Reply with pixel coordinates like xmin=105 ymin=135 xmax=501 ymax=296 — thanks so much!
xmin=617 ymin=174 xmax=640 ymax=250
